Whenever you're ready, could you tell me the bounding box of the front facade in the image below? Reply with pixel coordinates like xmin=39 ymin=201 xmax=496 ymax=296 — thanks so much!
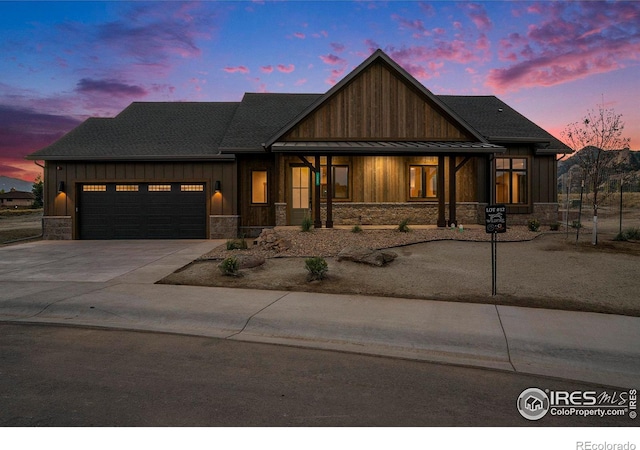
xmin=28 ymin=50 xmax=569 ymax=240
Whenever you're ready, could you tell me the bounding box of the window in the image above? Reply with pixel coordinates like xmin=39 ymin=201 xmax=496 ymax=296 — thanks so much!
xmin=320 ymin=165 xmax=349 ymax=199
xmin=181 ymin=184 xmax=204 ymax=192
xmin=82 ymin=185 xmax=106 ymax=192
xmin=409 ymin=165 xmax=438 ymax=199
xmin=148 ymin=184 xmax=171 ymax=192
xmin=251 ymin=170 xmax=268 ymax=204
xmin=495 ymin=158 xmax=528 ymax=204
xmin=116 ymin=185 xmax=139 ymax=192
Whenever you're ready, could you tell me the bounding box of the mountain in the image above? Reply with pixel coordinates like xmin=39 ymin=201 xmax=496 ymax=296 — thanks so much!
xmin=558 ymin=148 xmax=640 ymax=192
xmin=0 ymin=176 xmax=33 ymax=193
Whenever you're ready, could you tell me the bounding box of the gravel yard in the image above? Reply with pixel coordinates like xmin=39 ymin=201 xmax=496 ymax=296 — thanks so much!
xmin=160 ymin=226 xmax=640 ymax=317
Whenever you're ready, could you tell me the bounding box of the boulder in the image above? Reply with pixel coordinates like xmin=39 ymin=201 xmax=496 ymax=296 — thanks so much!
xmin=235 ymin=254 xmax=266 ymax=269
xmin=337 ymin=246 xmax=397 ymax=267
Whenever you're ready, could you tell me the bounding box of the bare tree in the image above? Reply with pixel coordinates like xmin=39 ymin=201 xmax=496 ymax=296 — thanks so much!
xmin=561 ymin=104 xmax=630 ymax=244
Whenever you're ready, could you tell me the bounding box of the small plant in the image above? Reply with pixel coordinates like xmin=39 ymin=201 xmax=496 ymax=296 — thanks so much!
xmin=549 ymin=222 xmax=560 ymax=231
xmin=398 ymin=218 xmax=410 ymax=233
xmin=351 ymin=225 xmax=363 ymax=233
xmin=304 ymin=257 xmax=328 ymax=281
xmin=614 ymin=227 xmax=640 ymax=241
xmin=300 ymin=215 xmax=314 ymax=232
xmin=219 ymin=257 xmax=240 ymax=276
xmin=571 ymin=220 xmax=583 ymax=229
xmin=226 ymin=236 xmax=248 ymax=250
xmin=527 ymin=218 xmax=540 ymax=232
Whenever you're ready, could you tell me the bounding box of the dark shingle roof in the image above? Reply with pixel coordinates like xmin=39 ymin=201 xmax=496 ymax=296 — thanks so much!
xmin=28 ymin=102 xmax=239 ymax=160
xmin=0 ymin=190 xmax=35 ymax=200
xmin=438 ymin=95 xmax=571 ymax=153
xmin=219 ymin=93 xmax=321 ymax=152
xmin=28 ymin=92 xmax=570 ymax=160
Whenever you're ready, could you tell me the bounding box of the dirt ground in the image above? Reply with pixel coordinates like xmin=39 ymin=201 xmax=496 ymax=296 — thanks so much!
xmin=0 ymin=210 xmax=42 ymax=244
xmin=160 ymin=227 xmax=640 ymax=317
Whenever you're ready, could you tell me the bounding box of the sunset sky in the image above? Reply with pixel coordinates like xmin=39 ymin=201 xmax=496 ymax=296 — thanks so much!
xmin=1 ymin=0 xmax=639 ymax=182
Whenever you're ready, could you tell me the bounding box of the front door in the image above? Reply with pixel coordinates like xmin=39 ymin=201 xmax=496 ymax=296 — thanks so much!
xmin=289 ymin=166 xmax=311 ymax=225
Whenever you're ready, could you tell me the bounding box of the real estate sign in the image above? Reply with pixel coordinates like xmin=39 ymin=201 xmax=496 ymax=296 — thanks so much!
xmin=485 ymin=204 xmax=507 ymax=233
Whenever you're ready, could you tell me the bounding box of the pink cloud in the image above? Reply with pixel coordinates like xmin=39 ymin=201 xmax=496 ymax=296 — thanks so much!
xmin=294 ymin=78 xmax=307 ymax=86
xmin=75 ymin=78 xmax=148 ymax=98
xmin=463 ymin=3 xmax=492 ymax=31
xmin=391 ymin=14 xmax=426 ymax=34
xmin=293 ymin=32 xmax=305 ymax=39
xmin=330 ymin=43 xmax=345 ymax=53
xmin=325 ymin=68 xmax=347 ymax=86
xmin=260 ymin=65 xmax=273 ymax=74
xmin=277 ymin=64 xmax=295 ymax=74
xmin=486 ymin=1 xmax=640 ymax=92
xmin=319 ymin=54 xmax=347 ymax=66
xmin=223 ymin=66 xmax=250 ymax=74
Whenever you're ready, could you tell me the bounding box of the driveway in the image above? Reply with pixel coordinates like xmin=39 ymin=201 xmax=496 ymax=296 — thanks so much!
xmin=0 ymin=240 xmax=222 ymax=283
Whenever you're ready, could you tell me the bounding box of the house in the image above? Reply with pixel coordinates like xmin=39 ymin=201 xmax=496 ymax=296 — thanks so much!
xmin=0 ymin=188 xmax=35 ymax=208
xmin=27 ymin=49 xmax=570 ymax=240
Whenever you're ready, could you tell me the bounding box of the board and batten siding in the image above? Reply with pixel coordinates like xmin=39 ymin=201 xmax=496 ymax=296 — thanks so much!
xmin=43 ymin=160 xmax=237 ymax=237
xmin=283 ymin=60 xmax=473 ymax=141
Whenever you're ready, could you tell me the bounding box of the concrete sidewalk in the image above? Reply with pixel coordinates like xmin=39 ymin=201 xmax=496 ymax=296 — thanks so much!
xmin=0 ymin=240 xmax=638 ymax=389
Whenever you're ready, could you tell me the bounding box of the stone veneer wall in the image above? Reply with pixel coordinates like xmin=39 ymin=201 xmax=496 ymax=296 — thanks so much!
xmin=319 ymin=202 xmax=482 ymax=226
xmin=275 ymin=203 xmax=287 ymax=227
xmin=209 ymin=215 xmax=239 ymax=239
xmin=511 ymin=203 xmax=559 ymax=226
xmin=42 ymin=216 xmax=72 ymax=240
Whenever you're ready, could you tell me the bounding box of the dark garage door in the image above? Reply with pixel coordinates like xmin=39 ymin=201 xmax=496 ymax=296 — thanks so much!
xmin=79 ymin=183 xmax=206 ymax=239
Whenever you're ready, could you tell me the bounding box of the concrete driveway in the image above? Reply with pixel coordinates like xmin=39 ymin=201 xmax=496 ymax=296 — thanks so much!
xmin=0 ymin=240 xmax=222 ymax=283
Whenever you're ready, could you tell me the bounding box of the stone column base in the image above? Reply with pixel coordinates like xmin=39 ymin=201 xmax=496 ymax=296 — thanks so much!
xmin=275 ymin=203 xmax=287 ymax=226
xmin=209 ymin=215 xmax=239 ymax=239
xmin=43 ymin=216 xmax=72 ymax=240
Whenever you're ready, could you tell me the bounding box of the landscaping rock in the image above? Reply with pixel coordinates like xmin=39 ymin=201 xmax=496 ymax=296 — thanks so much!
xmin=255 ymin=228 xmax=290 ymax=252
xmin=235 ymin=254 xmax=266 ymax=269
xmin=337 ymin=246 xmax=397 ymax=266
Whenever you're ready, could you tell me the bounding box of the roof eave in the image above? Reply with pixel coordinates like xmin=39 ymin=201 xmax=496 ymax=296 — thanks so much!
xmin=25 ymin=154 xmax=236 ymax=162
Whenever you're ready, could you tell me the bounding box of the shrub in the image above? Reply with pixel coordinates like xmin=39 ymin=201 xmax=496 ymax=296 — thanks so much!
xmin=398 ymin=218 xmax=410 ymax=233
xmin=614 ymin=227 xmax=640 ymax=241
xmin=549 ymin=222 xmax=560 ymax=231
xmin=219 ymin=257 xmax=240 ymax=276
xmin=304 ymin=257 xmax=328 ymax=281
xmin=351 ymin=225 xmax=363 ymax=233
xmin=527 ymin=218 xmax=540 ymax=232
xmin=571 ymin=220 xmax=583 ymax=229
xmin=301 ymin=215 xmax=314 ymax=232
xmin=226 ymin=237 xmax=248 ymax=250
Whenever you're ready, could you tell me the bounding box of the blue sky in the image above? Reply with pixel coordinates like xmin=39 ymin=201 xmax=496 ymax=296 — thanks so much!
xmin=1 ymin=1 xmax=639 ymax=181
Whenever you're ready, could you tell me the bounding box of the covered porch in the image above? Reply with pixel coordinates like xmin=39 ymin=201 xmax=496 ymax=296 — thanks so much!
xmin=272 ymin=141 xmax=504 ymax=228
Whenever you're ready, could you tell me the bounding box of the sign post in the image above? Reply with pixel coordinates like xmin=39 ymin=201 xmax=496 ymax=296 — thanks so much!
xmin=485 ymin=205 xmax=506 ymax=296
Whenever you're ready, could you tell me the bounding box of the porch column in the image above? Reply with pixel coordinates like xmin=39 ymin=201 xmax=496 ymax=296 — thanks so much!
xmin=437 ymin=155 xmax=446 ymax=227
xmin=314 ymin=155 xmax=322 ymax=228
xmin=326 ymin=155 xmax=333 ymax=228
xmin=449 ymin=155 xmax=457 ymax=226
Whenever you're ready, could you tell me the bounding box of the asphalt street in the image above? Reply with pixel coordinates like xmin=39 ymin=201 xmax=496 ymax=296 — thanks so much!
xmin=0 ymin=323 xmax=635 ymax=427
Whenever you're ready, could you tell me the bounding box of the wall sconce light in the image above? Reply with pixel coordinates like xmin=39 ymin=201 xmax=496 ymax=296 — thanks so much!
xmin=214 ymin=180 xmax=221 ymax=193
xmin=58 ymin=181 xmax=65 ymax=193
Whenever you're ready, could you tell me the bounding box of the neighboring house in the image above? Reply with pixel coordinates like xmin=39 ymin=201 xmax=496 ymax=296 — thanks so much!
xmin=0 ymin=188 xmax=35 ymax=208
xmin=27 ymin=49 xmax=570 ymax=240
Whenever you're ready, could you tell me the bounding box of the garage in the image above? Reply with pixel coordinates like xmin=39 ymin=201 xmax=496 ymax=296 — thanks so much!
xmin=79 ymin=183 xmax=206 ymax=239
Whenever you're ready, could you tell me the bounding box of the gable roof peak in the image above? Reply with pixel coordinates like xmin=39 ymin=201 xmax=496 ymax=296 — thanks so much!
xmin=265 ymin=48 xmax=486 ymax=146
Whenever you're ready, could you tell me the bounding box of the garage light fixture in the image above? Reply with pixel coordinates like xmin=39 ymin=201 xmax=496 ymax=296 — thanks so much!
xmin=58 ymin=181 xmax=65 ymax=193
xmin=214 ymin=180 xmax=221 ymax=193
